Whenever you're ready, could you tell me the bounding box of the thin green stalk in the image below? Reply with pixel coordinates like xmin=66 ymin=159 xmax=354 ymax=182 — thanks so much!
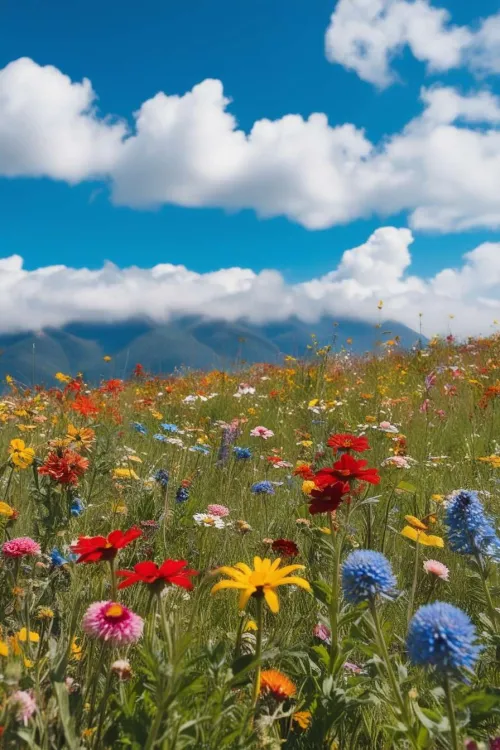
xmin=109 ymin=558 xmax=117 ymax=601
xmin=473 ymin=552 xmax=497 ymax=630
xmin=93 ymin=665 xmax=113 ymax=749
xmin=407 ymin=542 xmax=420 ymax=626
xmin=251 ymin=596 xmax=264 ymax=708
xmin=380 ymin=482 xmax=397 ymax=554
xmin=328 ymin=513 xmax=342 ymax=673
xmin=443 ymin=674 xmax=459 ymax=750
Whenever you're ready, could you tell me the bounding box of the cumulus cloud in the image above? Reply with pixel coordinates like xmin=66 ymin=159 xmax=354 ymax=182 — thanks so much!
xmin=1 ymin=58 xmax=500 ymax=231
xmin=0 ymin=227 xmax=498 ymax=338
xmin=325 ymin=0 xmax=500 ymax=87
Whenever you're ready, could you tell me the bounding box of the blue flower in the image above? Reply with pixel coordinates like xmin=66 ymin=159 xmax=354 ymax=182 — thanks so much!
xmin=154 ymin=469 xmax=170 ymax=487
xmin=342 ymin=550 xmax=397 ymax=604
xmin=251 ymin=480 xmax=275 ymax=495
xmin=444 ymin=489 xmax=500 ymax=558
xmin=407 ymin=602 xmax=481 ymax=674
xmin=233 ymin=447 xmax=252 ymax=460
xmin=153 ymin=433 xmax=168 ymax=442
xmin=70 ymin=497 xmax=85 ymax=517
xmin=161 ymin=423 xmax=178 ymax=433
xmin=190 ymin=444 xmax=210 ymax=454
xmin=50 ymin=548 xmax=68 ymax=566
xmin=131 ymin=421 xmax=147 ymax=435
xmin=176 ymin=486 xmax=190 ymax=503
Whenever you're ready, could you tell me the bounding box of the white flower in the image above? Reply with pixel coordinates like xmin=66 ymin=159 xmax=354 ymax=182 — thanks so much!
xmin=193 ymin=513 xmax=225 ymax=529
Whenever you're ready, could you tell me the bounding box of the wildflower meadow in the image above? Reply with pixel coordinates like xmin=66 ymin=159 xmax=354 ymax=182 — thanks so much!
xmin=0 ymin=333 xmax=500 ymax=749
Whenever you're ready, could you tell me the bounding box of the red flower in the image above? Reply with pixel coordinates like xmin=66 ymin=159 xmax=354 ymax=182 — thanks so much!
xmin=319 ymin=453 xmax=380 ymax=485
xmin=293 ymin=464 xmax=315 ymax=480
xmin=38 ymin=449 xmax=89 ymax=485
xmin=117 ymin=559 xmax=197 ymax=591
xmin=100 ymin=379 xmax=125 ymax=394
xmin=271 ymin=539 xmax=299 ymax=557
xmin=134 ymin=363 xmax=145 ymax=378
xmin=308 ymin=480 xmax=349 ymax=515
xmin=327 ymin=433 xmax=370 ymax=453
xmin=70 ymin=527 xmax=142 ymax=563
xmin=71 ymin=394 xmax=99 ymax=417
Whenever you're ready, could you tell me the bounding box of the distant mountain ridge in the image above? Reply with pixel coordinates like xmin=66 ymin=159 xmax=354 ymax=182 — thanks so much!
xmin=0 ymin=317 xmax=423 ymax=385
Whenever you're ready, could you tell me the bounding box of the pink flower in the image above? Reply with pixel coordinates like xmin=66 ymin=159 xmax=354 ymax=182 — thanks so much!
xmin=379 ymin=421 xmax=398 ymax=433
xmin=250 ymin=426 xmax=274 ymax=439
xmin=82 ymin=601 xmax=144 ymax=645
xmin=10 ymin=690 xmax=37 ymax=725
xmin=419 ymin=399 xmax=431 ymax=413
xmin=2 ymin=537 xmax=41 ymax=558
xmin=344 ymin=661 xmax=362 ymax=674
xmin=313 ymin=623 xmax=331 ymax=642
xmin=381 ymin=455 xmax=413 ymax=469
xmin=423 ymin=559 xmax=449 ymax=581
xmin=207 ymin=504 xmax=230 ymax=517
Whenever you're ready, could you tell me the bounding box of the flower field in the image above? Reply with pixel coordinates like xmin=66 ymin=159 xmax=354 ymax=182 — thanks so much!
xmin=1 ymin=334 xmax=500 ymax=749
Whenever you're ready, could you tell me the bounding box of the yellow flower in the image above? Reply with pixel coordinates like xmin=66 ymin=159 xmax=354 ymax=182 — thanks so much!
xmin=150 ymin=410 xmax=163 ymax=420
xmin=112 ymin=468 xmax=139 ymax=480
xmin=112 ymin=502 xmax=128 ymax=514
xmin=308 ymin=399 xmax=319 ymax=408
xmin=247 ymin=407 xmax=257 ymax=416
xmin=66 ymin=424 xmax=95 ymax=449
xmin=55 ymin=372 xmax=72 ymax=383
xmin=293 ymin=710 xmax=312 ymax=730
xmin=71 ymin=637 xmax=83 ymax=661
xmin=401 ymin=526 xmax=444 ymax=547
xmin=245 ymin=619 xmax=258 ymax=632
xmin=302 ymin=480 xmax=316 ymax=496
xmin=5 ymin=375 xmax=13 ymax=385
xmin=37 ymin=607 xmax=54 ymax=620
xmin=404 ymin=515 xmax=427 ymax=531
xmin=431 ymin=494 xmax=445 ymax=503
xmin=319 ymin=527 xmax=331 ymax=535
xmin=9 ymin=438 xmax=35 ymax=469
xmin=0 ymin=501 xmax=14 ymax=518
xmin=365 ymin=415 xmax=376 ymax=423
xmin=299 ymin=440 xmax=313 ymax=448
xmin=103 ymin=355 xmax=112 ymax=362
xmin=127 ymin=455 xmax=143 ymax=463
xmin=479 ymin=455 xmax=500 ymax=468
xmin=0 ymin=640 xmax=9 ymax=657
xmin=16 ymin=628 xmax=39 ymax=643
xmin=211 ymin=556 xmax=311 ymax=613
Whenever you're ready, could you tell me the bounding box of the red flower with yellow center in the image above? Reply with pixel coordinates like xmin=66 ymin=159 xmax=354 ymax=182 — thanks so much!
xmin=70 ymin=527 xmax=142 ymax=564
xmin=327 ymin=433 xmax=370 ymax=453
xmin=318 ymin=453 xmax=380 ymax=485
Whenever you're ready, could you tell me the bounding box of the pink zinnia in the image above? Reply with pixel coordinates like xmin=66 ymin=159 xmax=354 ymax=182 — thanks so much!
xmin=10 ymin=690 xmax=37 ymax=725
xmin=2 ymin=537 xmax=41 ymax=558
xmin=82 ymin=601 xmax=144 ymax=645
xmin=423 ymin=559 xmax=449 ymax=581
xmin=207 ymin=504 xmax=230 ymax=517
xmin=250 ymin=426 xmax=274 ymax=439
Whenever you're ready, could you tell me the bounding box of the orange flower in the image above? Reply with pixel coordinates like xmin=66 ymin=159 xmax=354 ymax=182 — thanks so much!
xmin=259 ymin=669 xmax=296 ymax=701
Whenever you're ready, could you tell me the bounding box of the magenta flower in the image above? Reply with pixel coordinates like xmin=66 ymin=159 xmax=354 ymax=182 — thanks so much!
xmin=423 ymin=559 xmax=450 ymax=581
xmin=82 ymin=601 xmax=144 ymax=645
xmin=250 ymin=426 xmax=274 ymax=439
xmin=207 ymin=504 xmax=230 ymax=517
xmin=10 ymin=690 xmax=37 ymax=725
xmin=2 ymin=537 xmax=41 ymax=558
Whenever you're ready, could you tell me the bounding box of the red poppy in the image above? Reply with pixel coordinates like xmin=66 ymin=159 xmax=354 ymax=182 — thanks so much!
xmin=327 ymin=433 xmax=370 ymax=453
xmin=71 ymin=394 xmax=100 ymax=417
xmin=271 ymin=538 xmax=299 ymax=557
xmin=318 ymin=453 xmax=380 ymax=485
xmin=70 ymin=527 xmax=142 ymax=563
xmin=116 ymin=559 xmax=197 ymax=591
xmin=38 ymin=449 xmax=89 ymax=485
xmin=308 ymin=480 xmax=349 ymax=515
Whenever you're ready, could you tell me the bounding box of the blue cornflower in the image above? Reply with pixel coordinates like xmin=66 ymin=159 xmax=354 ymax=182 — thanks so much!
xmin=131 ymin=421 xmax=147 ymax=435
xmin=154 ymin=469 xmax=170 ymax=487
xmin=251 ymin=480 xmax=275 ymax=495
xmin=153 ymin=433 xmax=168 ymax=442
xmin=190 ymin=444 xmax=210 ymax=455
xmin=444 ymin=489 xmax=500 ymax=558
xmin=161 ymin=423 xmax=178 ymax=433
xmin=50 ymin=548 xmax=68 ymax=566
xmin=70 ymin=497 xmax=85 ymax=517
xmin=233 ymin=447 xmax=252 ymax=460
xmin=342 ymin=550 xmax=397 ymax=604
xmin=176 ymin=486 xmax=190 ymax=503
xmin=407 ymin=602 xmax=481 ymax=674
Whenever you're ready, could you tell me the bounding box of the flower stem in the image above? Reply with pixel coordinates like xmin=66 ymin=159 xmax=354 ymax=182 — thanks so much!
xmin=109 ymin=558 xmax=117 ymax=601
xmin=474 ymin=552 xmax=497 ymax=631
xmin=328 ymin=513 xmax=341 ymax=673
xmin=443 ymin=674 xmax=459 ymax=750
xmin=407 ymin=542 xmax=420 ymax=626
xmin=251 ymin=596 xmax=264 ymax=708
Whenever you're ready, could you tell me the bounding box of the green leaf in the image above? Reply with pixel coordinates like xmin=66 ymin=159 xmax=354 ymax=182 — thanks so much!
xmin=312 ymin=644 xmax=330 ymax=668
xmin=396 ymin=481 xmax=417 ymax=494
xmin=311 ymin=579 xmax=332 ymax=606
xmin=52 ymin=680 xmax=80 ymax=750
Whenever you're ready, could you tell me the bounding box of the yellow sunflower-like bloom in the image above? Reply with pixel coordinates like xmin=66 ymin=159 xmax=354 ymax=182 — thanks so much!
xmin=401 ymin=526 xmax=444 ymax=547
xmin=211 ymin=556 xmax=311 ymax=613
xmin=8 ymin=439 xmax=35 ymax=469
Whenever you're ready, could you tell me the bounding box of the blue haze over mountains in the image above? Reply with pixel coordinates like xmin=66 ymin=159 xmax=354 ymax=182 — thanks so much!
xmin=0 ymin=318 xmax=422 ymax=385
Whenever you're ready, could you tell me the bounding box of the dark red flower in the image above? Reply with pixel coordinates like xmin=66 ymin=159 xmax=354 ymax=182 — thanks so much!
xmin=327 ymin=433 xmax=370 ymax=453
xmin=71 ymin=394 xmax=100 ymax=417
xmin=318 ymin=453 xmax=380 ymax=485
xmin=308 ymin=480 xmax=349 ymax=515
xmin=38 ymin=449 xmax=89 ymax=485
xmin=117 ymin=559 xmax=197 ymax=591
xmin=271 ymin=539 xmax=299 ymax=557
xmin=70 ymin=527 xmax=142 ymax=563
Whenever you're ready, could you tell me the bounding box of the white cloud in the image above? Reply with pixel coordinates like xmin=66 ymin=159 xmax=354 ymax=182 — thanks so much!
xmin=0 ymin=227 xmax=498 ymax=338
xmin=1 ymin=58 xmax=500 ymax=232
xmin=325 ymin=0 xmax=500 ymax=87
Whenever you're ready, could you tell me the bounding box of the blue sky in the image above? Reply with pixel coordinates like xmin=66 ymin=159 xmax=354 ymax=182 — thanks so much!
xmin=0 ymin=0 xmax=498 ymax=282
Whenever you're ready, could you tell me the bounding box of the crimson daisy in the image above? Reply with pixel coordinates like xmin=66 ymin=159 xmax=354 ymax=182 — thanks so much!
xmin=117 ymin=559 xmax=197 ymax=592
xmin=327 ymin=433 xmax=370 ymax=453
xmin=70 ymin=527 xmax=142 ymax=564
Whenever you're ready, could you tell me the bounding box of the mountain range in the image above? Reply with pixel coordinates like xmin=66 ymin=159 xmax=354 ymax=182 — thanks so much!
xmin=0 ymin=317 xmax=422 ymax=386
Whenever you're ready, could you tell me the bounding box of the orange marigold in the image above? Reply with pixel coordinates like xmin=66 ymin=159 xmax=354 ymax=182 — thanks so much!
xmin=259 ymin=669 xmax=296 ymax=701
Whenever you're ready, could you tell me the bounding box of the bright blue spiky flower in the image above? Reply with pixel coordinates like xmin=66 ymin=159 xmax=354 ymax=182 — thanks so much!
xmin=341 ymin=550 xmax=397 ymax=604
xmin=444 ymin=489 xmax=500 ymax=558
xmin=251 ymin=480 xmax=275 ymax=495
xmin=407 ymin=602 xmax=480 ymax=674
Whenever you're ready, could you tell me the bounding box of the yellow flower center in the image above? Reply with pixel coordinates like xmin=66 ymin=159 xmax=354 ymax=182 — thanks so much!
xmin=105 ymin=604 xmax=124 ymax=618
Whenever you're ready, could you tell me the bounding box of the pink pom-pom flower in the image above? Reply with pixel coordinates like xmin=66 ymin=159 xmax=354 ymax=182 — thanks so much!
xmin=207 ymin=504 xmax=230 ymax=517
xmin=10 ymin=690 xmax=37 ymax=725
xmin=82 ymin=601 xmax=144 ymax=645
xmin=2 ymin=537 xmax=41 ymax=558
xmin=423 ymin=559 xmax=449 ymax=581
